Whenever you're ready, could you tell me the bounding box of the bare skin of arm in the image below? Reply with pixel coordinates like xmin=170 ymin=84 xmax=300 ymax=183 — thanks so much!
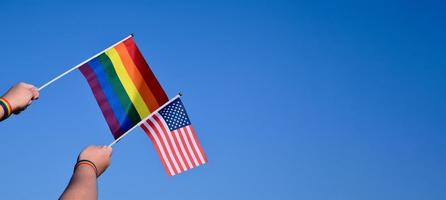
xmin=0 ymin=82 xmax=39 ymax=121
xmin=61 ymin=165 xmax=98 ymax=199
xmin=60 ymin=146 xmax=112 ymax=200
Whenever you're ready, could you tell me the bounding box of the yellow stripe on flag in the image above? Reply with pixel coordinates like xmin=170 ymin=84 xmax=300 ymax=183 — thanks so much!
xmin=106 ymin=48 xmax=150 ymax=118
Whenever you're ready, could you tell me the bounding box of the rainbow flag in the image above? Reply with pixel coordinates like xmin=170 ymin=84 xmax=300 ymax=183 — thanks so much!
xmin=79 ymin=37 xmax=168 ymax=139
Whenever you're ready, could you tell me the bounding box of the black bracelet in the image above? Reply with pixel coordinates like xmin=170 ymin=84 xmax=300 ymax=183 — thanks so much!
xmin=75 ymin=159 xmax=99 ymax=177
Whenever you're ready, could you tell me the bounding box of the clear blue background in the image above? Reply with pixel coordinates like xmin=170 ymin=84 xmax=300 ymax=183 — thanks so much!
xmin=0 ymin=0 xmax=445 ymax=199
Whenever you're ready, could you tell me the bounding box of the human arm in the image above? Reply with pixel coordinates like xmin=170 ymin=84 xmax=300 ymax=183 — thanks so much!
xmin=0 ymin=82 xmax=39 ymax=121
xmin=59 ymin=146 xmax=112 ymax=200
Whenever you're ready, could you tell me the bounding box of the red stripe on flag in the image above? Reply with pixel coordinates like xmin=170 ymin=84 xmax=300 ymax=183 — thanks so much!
xmin=187 ymin=126 xmax=208 ymax=163
xmin=174 ymin=130 xmax=194 ymax=169
xmin=153 ymin=114 xmax=187 ymax=172
xmin=178 ymin=128 xmax=198 ymax=167
xmin=141 ymin=124 xmax=172 ymax=176
xmin=171 ymin=130 xmax=190 ymax=170
xmin=147 ymin=119 xmax=178 ymax=175
xmin=182 ymin=127 xmax=201 ymax=166
xmin=123 ymin=38 xmax=168 ymax=106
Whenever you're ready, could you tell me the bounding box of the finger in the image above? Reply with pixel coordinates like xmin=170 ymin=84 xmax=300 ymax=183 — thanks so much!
xmin=30 ymin=88 xmax=39 ymax=100
xmin=24 ymin=83 xmax=35 ymax=88
xmin=20 ymin=82 xmax=34 ymax=89
xmin=23 ymin=88 xmax=33 ymax=99
xmin=104 ymin=146 xmax=112 ymax=151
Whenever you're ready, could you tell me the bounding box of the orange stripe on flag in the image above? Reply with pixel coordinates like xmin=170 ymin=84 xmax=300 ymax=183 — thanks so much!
xmin=114 ymin=43 xmax=160 ymax=111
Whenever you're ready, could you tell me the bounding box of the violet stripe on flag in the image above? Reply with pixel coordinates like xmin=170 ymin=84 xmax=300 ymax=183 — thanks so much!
xmin=140 ymin=98 xmax=207 ymax=176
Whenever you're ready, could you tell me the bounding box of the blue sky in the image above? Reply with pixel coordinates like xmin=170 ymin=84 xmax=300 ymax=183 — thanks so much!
xmin=0 ymin=0 xmax=445 ymax=199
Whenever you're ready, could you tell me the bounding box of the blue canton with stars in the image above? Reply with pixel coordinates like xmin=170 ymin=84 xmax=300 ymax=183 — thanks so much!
xmin=159 ymin=98 xmax=191 ymax=131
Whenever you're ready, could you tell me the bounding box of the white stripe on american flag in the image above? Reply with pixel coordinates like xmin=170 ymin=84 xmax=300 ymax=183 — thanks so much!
xmin=155 ymin=114 xmax=188 ymax=172
xmin=143 ymin=121 xmax=175 ymax=176
xmin=180 ymin=128 xmax=200 ymax=166
xmin=186 ymin=126 xmax=207 ymax=164
xmin=174 ymin=130 xmax=194 ymax=169
xmin=148 ymin=116 xmax=181 ymax=174
xmin=141 ymin=111 xmax=207 ymax=175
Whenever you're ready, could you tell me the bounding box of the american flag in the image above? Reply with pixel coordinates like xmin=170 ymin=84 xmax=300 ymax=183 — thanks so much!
xmin=140 ymin=98 xmax=207 ymax=176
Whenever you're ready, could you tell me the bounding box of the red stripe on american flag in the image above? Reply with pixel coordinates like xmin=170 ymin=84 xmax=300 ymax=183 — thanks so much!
xmin=153 ymin=114 xmax=187 ymax=172
xmin=149 ymin=116 xmax=181 ymax=174
xmin=179 ymin=128 xmax=199 ymax=167
xmin=141 ymin=124 xmax=173 ymax=176
xmin=141 ymin=115 xmax=207 ymax=176
xmin=187 ymin=126 xmax=208 ymax=163
xmin=174 ymin=130 xmax=194 ymax=169
xmin=147 ymin=119 xmax=178 ymax=175
xmin=176 ymin=129 xmax=196 ymax=168
xmin=182 ymin=127 xmax=201 ymax=166
xmin=168 ymin=128 xmax=190 ymax=171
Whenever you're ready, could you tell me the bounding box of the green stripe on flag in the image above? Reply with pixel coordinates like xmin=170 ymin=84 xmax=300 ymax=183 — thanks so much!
xmin=98 ymin=53 xmax=141 ymax=124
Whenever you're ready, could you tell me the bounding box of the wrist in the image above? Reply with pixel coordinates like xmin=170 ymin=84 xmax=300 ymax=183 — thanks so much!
xmin=74 ymin=160 xmax=99 ymax=177
xmin=74 ymin=165 xmax=97 ymax=178
xmin=0 ymin=97 xmax=12 ymax=120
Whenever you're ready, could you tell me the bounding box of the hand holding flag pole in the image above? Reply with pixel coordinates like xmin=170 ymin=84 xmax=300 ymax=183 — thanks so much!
xmin=38 ymin=34 xmax=134 ymax=91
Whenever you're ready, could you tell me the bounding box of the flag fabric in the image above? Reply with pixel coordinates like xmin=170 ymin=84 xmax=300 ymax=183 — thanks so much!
xmin=140 ymin=98 xmax=207 ymax=176
xmin=79 ymin=37 xmax=168 ymax=139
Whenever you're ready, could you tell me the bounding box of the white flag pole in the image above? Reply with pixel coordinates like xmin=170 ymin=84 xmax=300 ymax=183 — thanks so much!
xmin=108 ymin=93 xmax=183 ymax=147
xmin=38 ymin=34 xmax=134 ymax=91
